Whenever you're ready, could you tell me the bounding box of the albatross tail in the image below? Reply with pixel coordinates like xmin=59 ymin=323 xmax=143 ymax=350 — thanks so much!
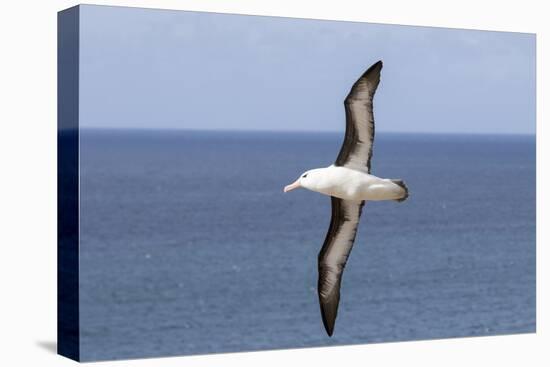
xmin=391 ymin=179 xmax=409 ymax=202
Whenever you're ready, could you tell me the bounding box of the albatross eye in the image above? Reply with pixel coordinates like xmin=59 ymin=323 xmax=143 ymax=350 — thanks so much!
xmin=302 ymin=174 xmax=308 ymax=178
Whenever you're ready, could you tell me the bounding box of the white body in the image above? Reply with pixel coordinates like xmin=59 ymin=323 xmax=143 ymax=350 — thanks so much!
xmin=298 ymin=165 xmax=405 ymax=201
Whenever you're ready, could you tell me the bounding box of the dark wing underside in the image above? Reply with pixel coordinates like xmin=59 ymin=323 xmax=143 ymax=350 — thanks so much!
xmin=335 ymin=60 xmax=382 ymax=173
xmin=318 ymin=197 xmax=364 ymax=336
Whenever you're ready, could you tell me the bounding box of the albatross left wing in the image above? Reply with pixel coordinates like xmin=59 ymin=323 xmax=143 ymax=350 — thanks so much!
xmin=335 ymin=60 xmax=382 ymax=173
xmin=318 ymin=197 xmax=365 ymax=336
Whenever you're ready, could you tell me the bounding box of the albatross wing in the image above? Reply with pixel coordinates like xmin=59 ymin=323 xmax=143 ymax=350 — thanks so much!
xmin=335 ymin=60 xmax=382 ymax=173
xmin=318 ymin=197 xmax=365 ymax=336
xmin=318 ymin=61 xmax=381 ymax=336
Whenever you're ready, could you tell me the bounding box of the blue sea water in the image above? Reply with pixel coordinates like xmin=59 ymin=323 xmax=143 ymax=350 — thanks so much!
xmin=78 ymin=129 xmax=535 ymax=361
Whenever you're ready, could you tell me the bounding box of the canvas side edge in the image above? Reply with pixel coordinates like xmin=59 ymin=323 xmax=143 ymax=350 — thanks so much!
xmin=57 ymin=5 xmax=81 ymax=362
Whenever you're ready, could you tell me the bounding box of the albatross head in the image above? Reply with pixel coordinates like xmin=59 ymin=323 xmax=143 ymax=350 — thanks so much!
xmin=284 ymin=168 xmax=325 ymax=193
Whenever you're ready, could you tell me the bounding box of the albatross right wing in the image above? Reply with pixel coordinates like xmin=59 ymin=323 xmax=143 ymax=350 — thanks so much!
xmin=318 ymin=196 xmax=365 ymax=336
xmin=335 ymin=60 xmax=382 ymax=174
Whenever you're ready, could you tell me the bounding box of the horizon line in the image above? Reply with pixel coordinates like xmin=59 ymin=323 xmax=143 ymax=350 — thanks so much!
xmin=76 ymin=126 xmax=536 ymax=137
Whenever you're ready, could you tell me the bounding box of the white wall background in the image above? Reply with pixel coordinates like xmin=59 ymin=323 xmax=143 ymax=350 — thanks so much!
xmin=0 ymin=1 xmax=547 ymax=366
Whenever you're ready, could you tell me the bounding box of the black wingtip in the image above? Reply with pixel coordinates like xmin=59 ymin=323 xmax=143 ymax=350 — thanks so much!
xmin=319 ymin=296 xmax=338 ymax=337
xmin=320 ymin=304 xmax=335 ymax=337
xmin=365 ymin=60 xmax=383 ymax=75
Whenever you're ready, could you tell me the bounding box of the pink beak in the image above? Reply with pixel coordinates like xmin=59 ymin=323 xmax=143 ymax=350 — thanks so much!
xmin=284 ymin=179 xmax=301 ymax=193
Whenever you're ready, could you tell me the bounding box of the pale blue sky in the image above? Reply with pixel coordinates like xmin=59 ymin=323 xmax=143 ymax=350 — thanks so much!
xmin=79 ymin=5 xmax=536 ymax=134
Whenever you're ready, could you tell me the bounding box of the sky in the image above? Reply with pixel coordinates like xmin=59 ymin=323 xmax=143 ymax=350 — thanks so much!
xmin=79 ymin=5 xmax=536 ymax=134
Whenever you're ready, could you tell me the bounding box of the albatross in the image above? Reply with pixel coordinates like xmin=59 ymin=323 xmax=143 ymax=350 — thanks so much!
xmin=283 ymin=60 xmax=409 ymax=336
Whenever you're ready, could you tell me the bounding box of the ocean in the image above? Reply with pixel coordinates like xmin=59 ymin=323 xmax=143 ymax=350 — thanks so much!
xmin=78 ymin=129 xmax=535 ymax=361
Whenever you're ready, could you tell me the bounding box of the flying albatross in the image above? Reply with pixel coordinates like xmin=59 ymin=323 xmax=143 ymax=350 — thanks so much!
xmin=283 ymin=60 xmax=409 ymax=336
